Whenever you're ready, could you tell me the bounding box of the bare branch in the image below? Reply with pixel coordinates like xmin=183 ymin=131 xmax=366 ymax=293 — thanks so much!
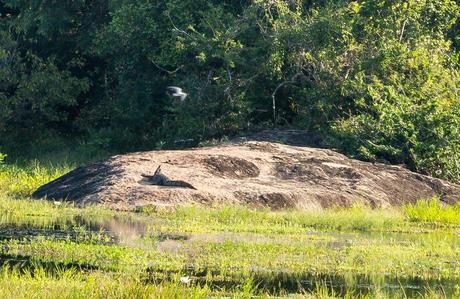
xmin=150 ymin=60 xmax=183 ymax=75
xmin=224 ymin=67 xmax=234 ymax=103
xmin=399 ymin=19 xmax=408 ymax=43
xmin=166 ymin=12 xmax=191 ymax=37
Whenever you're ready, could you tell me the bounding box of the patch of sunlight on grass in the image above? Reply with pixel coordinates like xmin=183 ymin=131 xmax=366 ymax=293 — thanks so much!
xmin=0 ymin=161 xmax=72 ymax=197
xmin=287 ymin=206 xmax=404 ymax=231
xmin=0 ymin=267 xmax=214 ymax=299
xmin=2 ymin=266 xmax=442 ymax=299
xmin=404 ymin=198 xmax=460 ymax=225
xmin=144 ymin=204 xmax=406 ymax=233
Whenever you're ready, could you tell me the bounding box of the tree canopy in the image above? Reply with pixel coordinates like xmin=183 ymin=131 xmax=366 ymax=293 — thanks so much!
xmin=1 ymin=0 xmax=459 ymax=182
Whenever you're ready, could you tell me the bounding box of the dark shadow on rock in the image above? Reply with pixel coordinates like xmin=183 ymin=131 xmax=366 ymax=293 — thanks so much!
xmin=32 ymin=161 xmax=124 ymax=202
xmin=203 ymin=156 xmax=260 ymax=178
xmin=233 ymin=129 xmax=324 ymax=147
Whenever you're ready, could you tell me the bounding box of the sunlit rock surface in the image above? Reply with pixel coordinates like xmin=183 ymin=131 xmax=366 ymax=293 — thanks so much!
xmin=33 ymin=139 xmax=460 ymax=210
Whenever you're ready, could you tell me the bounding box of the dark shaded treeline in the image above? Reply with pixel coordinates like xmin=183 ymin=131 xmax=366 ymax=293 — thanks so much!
xmin=0 ymin=0 xmax=459 ymax=182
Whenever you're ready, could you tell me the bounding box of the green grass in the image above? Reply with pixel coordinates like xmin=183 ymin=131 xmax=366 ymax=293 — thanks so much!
xmin=0 ymin=266 xmax=453 ymax=299
xmin=1 ymin=160 xmax=460 ymax=297
xmin=0 ymin=267 xmax=216 ymax=299
xmin=147 ymin=204 xmax=407 ymax=234
xmin=0 ymin=161 xmax=72 ymax=198
xmin=404 ymin=198 xmax=460 ymax=225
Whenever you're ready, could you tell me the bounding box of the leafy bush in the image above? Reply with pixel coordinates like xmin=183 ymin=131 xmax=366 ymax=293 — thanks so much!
xmin=0 ymin=153 xmax=6 ymax=167
xmin=264 ymin=0 xmax=460 ymax=181
xmin=330 ymin=38 xmax=460 ymax=180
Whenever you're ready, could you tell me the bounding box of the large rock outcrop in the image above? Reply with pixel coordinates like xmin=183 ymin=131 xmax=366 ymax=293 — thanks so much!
xmin=32 ymin=141 xmax=460 ymax=210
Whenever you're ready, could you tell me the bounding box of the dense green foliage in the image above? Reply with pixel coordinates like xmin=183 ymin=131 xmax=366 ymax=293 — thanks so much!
xmin=1 ymin=0 xmax=459 ymax=181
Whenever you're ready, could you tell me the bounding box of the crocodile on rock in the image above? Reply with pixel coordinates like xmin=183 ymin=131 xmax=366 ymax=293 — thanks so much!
xmin=141 ymin=166 xmax=196 ymax=190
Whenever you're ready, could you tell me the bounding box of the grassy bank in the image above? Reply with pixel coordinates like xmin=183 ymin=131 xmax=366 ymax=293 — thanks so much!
xmin=0 ymin=161 xmax=460 ymax=298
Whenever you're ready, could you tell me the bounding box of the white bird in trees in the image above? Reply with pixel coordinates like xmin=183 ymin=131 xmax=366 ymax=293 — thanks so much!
xmin=166 ymin=86 xmax=187 ymax=101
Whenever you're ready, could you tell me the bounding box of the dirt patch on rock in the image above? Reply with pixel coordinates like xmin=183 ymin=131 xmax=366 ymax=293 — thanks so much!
xmin=275 ymin=162 xmax=363 ymax=182
xmin=32 ymin=140 xmax=460 ymax=210
xmin=203 ymin=156 xmax=260 ymax=178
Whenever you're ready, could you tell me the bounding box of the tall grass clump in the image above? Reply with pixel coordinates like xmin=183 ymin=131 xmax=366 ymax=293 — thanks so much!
xmin=404 ymin=198 xmax=460 ymax=225
xmin=146 ymin=204 xmax=406 ymax=233
xmin=283 ymin=206 xmax=404 ymax=232
xmin=0 ymin=267 xmax=214 ymax=299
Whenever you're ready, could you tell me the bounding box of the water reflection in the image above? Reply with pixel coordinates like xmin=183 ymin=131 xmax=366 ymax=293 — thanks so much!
xmin=145 ymin=268 xmax=460 ymax=297
xmin=0 ymin=212 xmax=458 ymax=297
xmin=0 ymin=214 xmax=148 ymax=245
